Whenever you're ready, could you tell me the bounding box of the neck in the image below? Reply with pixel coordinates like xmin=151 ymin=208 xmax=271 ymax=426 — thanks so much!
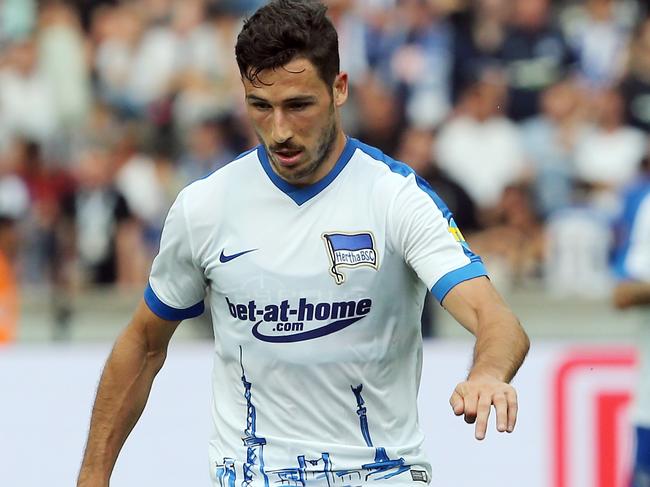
xmin=323 ymin=131 xmax=348 ymax=175
xmin=297 ymin=130 xmax=348 ymax=187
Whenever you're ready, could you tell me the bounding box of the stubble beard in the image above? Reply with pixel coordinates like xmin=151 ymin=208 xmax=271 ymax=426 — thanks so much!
xmin=261 ymin=103 xmax=339 ymax=186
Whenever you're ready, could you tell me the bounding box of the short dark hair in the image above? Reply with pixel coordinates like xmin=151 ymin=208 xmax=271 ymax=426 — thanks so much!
xmin=235 ymin=0 xmax=340 ymax=87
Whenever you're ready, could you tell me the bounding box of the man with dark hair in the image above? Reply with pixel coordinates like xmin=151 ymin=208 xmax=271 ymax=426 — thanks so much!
xmin=77 ymin=2 xmax=529 ymax=486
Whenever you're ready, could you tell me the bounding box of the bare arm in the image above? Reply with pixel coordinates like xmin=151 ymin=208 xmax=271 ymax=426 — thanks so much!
xmin=77 ymin=300 xmax=180 ymax=486
xmin=441 ymin=276 xmax=529 ymax=440
xmin=613 ymin=281 xmax=650 ymax=309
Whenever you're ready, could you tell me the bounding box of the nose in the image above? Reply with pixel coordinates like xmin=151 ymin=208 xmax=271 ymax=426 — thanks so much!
xmin=271 ymin=109 xmax=292 ymax=144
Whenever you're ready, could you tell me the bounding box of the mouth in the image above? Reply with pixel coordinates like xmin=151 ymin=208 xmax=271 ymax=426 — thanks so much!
xmin=272 ymin=149 xmax=303 ymax=167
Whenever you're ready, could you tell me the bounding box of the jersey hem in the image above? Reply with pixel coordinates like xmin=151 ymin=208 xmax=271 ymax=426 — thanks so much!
xmin=144 ymin=283 xmax=205 ymax=321
xmin=431 ymin=261 xmax=488 ymax=303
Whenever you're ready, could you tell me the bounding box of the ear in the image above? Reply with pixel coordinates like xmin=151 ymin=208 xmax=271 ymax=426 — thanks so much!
xmin=332 ymin=72 xmax=349 ymax=107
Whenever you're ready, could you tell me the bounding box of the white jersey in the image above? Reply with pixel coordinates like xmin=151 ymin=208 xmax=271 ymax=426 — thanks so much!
xmin=145 ymin=137 xmax=487 ymax=486
xmin=614 ymin=181 xmax=650 ymax=427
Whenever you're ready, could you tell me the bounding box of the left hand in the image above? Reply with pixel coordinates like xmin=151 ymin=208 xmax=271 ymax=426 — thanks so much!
xmin=449 ymin=375 xmax=518 ymax=440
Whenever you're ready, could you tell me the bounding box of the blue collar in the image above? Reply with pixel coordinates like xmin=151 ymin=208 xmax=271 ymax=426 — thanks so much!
xmin=257 ymin=136 xmax=357 ymax=206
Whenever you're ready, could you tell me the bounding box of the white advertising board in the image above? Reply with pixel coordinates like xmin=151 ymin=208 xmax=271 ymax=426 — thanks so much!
xmin=0 ymin=340 xmax=638 ymax=487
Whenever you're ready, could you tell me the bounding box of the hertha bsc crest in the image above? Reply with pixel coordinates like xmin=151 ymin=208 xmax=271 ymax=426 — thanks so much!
xmin=322 ymin=232 xmax=378 ymax=285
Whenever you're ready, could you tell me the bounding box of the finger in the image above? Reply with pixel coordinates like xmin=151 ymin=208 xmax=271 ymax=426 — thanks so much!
xmin=463 ymin=390 xmax=479 ymax=425
xmin=449 ymin=390 xmax=464 ymax=416
xmin=474 ymin=393 xmax=492 ymax=440
xmin=506 ymin=388 xmax=518 ymax=433
xmin=493 ymin=393 xmax=508 ymax=432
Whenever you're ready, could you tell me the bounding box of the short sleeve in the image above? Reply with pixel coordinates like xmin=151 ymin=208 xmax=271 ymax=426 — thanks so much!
xmin=389 ymin=173 xmax=488 ymax=303
xmin=144 ymin=189 xmax=206 ymax=320
xmin=620 ymin=193 xmax=650 ymax=282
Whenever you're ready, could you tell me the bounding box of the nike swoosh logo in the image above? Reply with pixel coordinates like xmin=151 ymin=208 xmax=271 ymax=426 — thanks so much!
xmin=219 ymin=248 xmax=258 ymax=263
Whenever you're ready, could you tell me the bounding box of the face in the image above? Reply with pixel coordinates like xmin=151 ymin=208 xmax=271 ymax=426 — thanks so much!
xmin=513 ymin=0 xmax=548 ymax=29
xmin=243 ymin=58 xmax=348 ymax=186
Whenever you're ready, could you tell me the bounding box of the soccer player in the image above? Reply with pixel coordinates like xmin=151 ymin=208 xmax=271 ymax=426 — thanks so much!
xmin=77 ymin=1 xmax=529 ymax=486
xmin=613 ymin=175 xmax=650 ymax=487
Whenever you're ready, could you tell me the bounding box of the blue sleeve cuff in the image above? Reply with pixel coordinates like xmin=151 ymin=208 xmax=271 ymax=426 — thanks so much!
xmin=144 ymin=283 xmax=205 ymax=321
xmin=431 ymin=261 xmax=489 ymax=303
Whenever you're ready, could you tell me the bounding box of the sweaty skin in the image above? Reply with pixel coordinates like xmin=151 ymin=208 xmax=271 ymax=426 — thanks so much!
xmin=243 ymin=58 xmax=348 ymax=187
xmin=443 ymin=277 xmax=529 ymax=440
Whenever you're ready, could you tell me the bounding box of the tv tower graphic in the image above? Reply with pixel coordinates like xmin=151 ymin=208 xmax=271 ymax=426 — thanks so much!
xmin=216 ymin=347 xmax=270 ymax=487
xmin=351 ymin=384 xmax=409 ymax=480
xmin=240 ymin=347 xmax=270 ymax=487
xmin=216 ymin=358 xmax=413 ymax=485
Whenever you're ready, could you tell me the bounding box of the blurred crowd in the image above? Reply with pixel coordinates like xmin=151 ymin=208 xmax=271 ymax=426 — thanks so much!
xmin=1 ymin=0 xmax=650 ymax=335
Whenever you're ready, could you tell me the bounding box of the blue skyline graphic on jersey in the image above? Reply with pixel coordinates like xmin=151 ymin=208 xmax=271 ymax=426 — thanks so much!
xmin=322 ymin=232 xmax=377 ymax=285
xmin=351 ymin=385 xmax=409 ymax=480
xmin=215 ymin=351 xmax=413 ymax=486
xmin=216 ymin=347 xmax=269 ymax=487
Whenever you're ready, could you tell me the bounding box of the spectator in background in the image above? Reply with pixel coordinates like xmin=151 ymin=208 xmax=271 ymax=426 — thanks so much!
xmin=449 ymin=0 xmax=508 ymax=104
xmin=521 ymin=80 xmax=587 ymax=218
xmin=169 ymin=0 xmax=241 ymax=129
xmin=15 ymin=139 xmax=73 ymax=284
xmin=621 ymin=16 xmax=650 ymax=132
xmin=382 ymin=0 xmax=451 ymax=128
xmin=612 ymin=157 xmax=650 ymax=487
xmin=0 ymin=39 xmax=57 ymax=151
xmin=177 ymin=117 xmax=237 ymax=183
xmin=499 ymin=0 xmax=576 ymax=121
xmin=116 ymin=0 xmax=237 ymax=124
xmin=560 ymin=0 xmax=635 ymax=89
xmin=366 ymin=0 xmax=452 ymax=127
xmin=469 ymin=184 xmax=545 ymax=286
xmin=0 ymin=0 xmax=36 ymax=42
xmin=435 ymin=71 xmax=529 ymax=223
xmin=324 ymin=0 xmax=369 ymax=83
xmin=396 ymin=127 xmax=480 ymax=234
xmin=574 ymin=87 xmax=646 ymax=213
xmin=37 ymin=1 xmax=91 ymax=142
xmin=115 ymin=139 xmax=183 ymax=264
xmin=353 ymin=73 xmax=403 ymax=155
xmin=0 ymin=149 xmax=29 ymax=225
xmin=0 ymin=147 xmax=28 ymax=343
xmin=0 ymin=216 xmax=19 ymax=343
xmin=92 ymin=3 xmax=144 ymax=117
xmin=114 ymin=2 xmax=181 ymax=116
xmin=67 ymin=0 xmax=118 ymax=34
xmin=60 ymin=146 xmax=138 ymax=287
xmin=324 ymin=0 xmax=370 ymax=132
xmin=543 ymin=197 xmax=614 ymax=298
xmin=4 ymin=0 xmax=650 ymax=338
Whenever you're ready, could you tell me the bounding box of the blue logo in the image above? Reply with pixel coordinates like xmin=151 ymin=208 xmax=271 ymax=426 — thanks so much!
xmin=225 ymin=296 xmax=372 ymax=343
xmin=219 ymin=248 xmax=258 ymax=263
xmin=322 ymin=232 xmax=378 ymax=284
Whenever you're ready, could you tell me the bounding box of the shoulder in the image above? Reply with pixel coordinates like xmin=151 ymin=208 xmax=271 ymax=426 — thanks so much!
xmin=167 ymin=146 xmax=262 ymax=231
xmin=350 ymin=138 xmax=419 ymax=187
xmin=349 ymin=138 xmax=450 ymax=214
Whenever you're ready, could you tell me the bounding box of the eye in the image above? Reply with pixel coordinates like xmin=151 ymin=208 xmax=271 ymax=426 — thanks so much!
xmin=250 ymin=102 xmax=271 ymax=111
xmin=287 ymin=102 xmax=311 ymax=111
